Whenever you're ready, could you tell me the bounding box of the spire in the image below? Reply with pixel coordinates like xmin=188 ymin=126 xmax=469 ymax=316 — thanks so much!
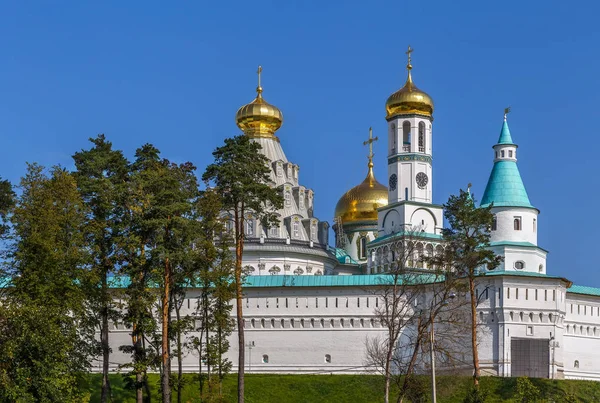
xmin=363 ymin=127 xmax=379 ymax=169
xmin=405 ymin=45 xmax=414 ymax=88
xmin=497 ymin=107 xmax=514 ymax=144
xmin=256 ymin=65 xmax=263 ymax=98
xmin=480 ymin=112 xmax=534 ymax=209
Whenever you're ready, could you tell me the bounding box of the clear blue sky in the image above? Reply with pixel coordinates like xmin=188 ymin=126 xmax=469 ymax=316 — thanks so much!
xmin=1 ymin=1 xmax=599 ymax=286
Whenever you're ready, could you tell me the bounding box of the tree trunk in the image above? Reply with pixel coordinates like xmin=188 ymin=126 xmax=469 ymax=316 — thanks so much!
xmin=175 ymin=301 xmax=183 ymax=403
xmin=162 ymin=256 xmax=172 ymax=403
xmin=384 ymin=338 xmax=393 ymax=403
xmin=235 ymin=207 xmax=245 ymax=403
xmin=100 ymin=277 xmax=112 ymax=403
xmin=204 ymin=294 xmax=212 ymax=395
xmin=469 ymin=276 xmax=480 ymax=386
xmin=398 ymin=318 xmax=423 ymax=403
xmin=132 ymin=324 xmax=143 ymax=403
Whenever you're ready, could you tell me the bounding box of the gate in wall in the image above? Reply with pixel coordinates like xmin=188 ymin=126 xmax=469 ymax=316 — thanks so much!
xmin=511 ymin=338 xmax=550 ymax=378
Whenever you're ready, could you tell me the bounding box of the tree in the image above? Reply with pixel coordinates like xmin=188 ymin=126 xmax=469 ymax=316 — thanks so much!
xmin=365 ymin=232 xmax=466 ymax=403
xmin=442 ymin=188 xmax=502 ymax=388
xmin=128 ymin=144 xmax=200 ymax=403
xmin=202 ymin=135 xmax=283 ymax=403
xmin=73 ymin=134 xmax=131 ymax=403
xmin=0 ymin=165 xmax=94 ymax=401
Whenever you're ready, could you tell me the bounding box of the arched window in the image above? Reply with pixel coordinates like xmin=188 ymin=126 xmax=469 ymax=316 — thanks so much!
xmin=359 ymin=236 xmax=367 ymax=259
xmin=405 ymin=187 xmax=409 ymax=201
xmin=574 ymin=360 xmax=580 ymax=368
xmin=325 ymin=354 xmax=332 ymax=363
xmin=418 ymin=122 xmax=425 ymax=152
xmin=514 ymin=217 xmax=521 ymax=231
xmin=391 ymin=124 xmax=397 ymax=153
xmin=492 ymin=216 xmax=497 ymax=231
xmin=402 ymin=121 xmax=411 ymax=151
xmin=262 ymin=354 xmax=269 ymax=364
xmin=245 ymin=218 xmax=254 ymax=236
xmin=510 ymin=312 xmax=514 ymax=321
xmin=501 ymin=150 xmax=505 ymax=157
xmin=292 ymin=219 xmax=300 ymax=238
xmin=533 ymin=218 xmax=537 ymax=232
xmin=284 ymin=191 xmax=291 ymax=207
xmin=509 ymin=150 xmax=513 ymax=158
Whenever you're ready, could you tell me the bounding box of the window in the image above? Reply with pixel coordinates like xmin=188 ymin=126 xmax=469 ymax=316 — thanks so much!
xmin=359 ymin=237 xmax=367 ymax=259
xmin=574 ymin=360 xmax=580 ymax=368
xmin=325 ymin=354 xmax=331 ymax=363
xmin=501 ymin=150 xmax=505 ymax=157
xmin=514 ymin=217 xmax=521 ymax=231
xmin=276 ymin=163 xmax=283 ymax=177
xmin=418 ymin=122 xmax=425 ymax=152
xmin=299 ymin=193 xmax=304 ymax=209
xmin=285 ymin=191 xmax=291 ymax=207
xmin=402 ymin=121 xmax=411 ymax=145
xmin=262 ymin=355 xmax=269 ymax=364
xmin=509 ymin=150 xmax=513 ymax=158
xmin=495 ymin=151 xmax=498 ymax=159
xmin=270 ymin=223 xmax=279 ymax=237
xmin=293 ymin=220 xmax=299 ymax=238
xmin=515 ymin=261 xmax=525 ymax=270
xmin=246 ymin=219 xmax=254 ymax=236
xmin=545 ymin=290 xmax=548 ymax=301
xmin=539 ymin=264 xmax=543 ymax=273
xmin=492 ymin=216 xmax=497 ymax=231
xmin=405 ymin=187 xmax=409 ymax=201
xmin=533 ymin=218 xmax=536 ymax=232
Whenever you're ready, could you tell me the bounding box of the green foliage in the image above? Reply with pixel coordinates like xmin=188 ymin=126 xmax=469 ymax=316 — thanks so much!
xmin=516 ymin=377 xmax=540 ymax=402
xmin=82 ymin=374 xmax=600 ymax=403
xmin=0 ymin=165 xmax=93 ymax=402
xmin=442 ymin=189 xmax=503 ymax=276
xmin=464 ymin=385 xmax=487 ymax=403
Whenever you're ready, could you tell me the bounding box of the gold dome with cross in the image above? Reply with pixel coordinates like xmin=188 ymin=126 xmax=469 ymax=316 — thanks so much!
xmin=385 ymin=46 xmax=434 ymax=120
xmin=334 ymin=128 xmax=388 ymax=224
xmin=236 ymin=66 xmax=284 ymax=138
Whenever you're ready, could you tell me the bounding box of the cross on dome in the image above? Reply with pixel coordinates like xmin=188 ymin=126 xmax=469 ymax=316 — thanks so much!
xmin=363 ymin=127 xmax=378 ymax=165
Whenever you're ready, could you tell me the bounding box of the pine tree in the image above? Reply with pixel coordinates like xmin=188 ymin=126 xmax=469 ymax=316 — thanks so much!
xmin=73 ymin=134 xmax=131 ymax=402
xmin=203 ymin=135 xmax=283 ymax=403
xmin=442 ymin=188 xmax=502 ymax=387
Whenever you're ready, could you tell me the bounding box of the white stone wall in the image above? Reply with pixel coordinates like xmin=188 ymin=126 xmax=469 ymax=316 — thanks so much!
xmin=563 ymin=293 xmax=600 ymax=380
xmin=491 ymin=207 xmax=539 ymax=246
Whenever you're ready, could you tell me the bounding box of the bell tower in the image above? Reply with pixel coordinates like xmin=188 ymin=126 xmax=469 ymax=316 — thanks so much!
xmin=385 ymin=46 xmax=434 ymax=205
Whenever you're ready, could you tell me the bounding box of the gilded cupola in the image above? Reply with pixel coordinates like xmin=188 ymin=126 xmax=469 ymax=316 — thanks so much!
xmin=236 ymin=66 xmax=283 ymax=139
xmin=334 ymin=129 xmax=388 ymax=224
xmin=385 ymin=46 xmax=434 ymax=120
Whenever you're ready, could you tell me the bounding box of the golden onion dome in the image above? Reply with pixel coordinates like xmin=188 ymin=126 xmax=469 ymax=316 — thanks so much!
xmin=385 ymin=47 xmax=434 ymax=120
xmin=235 ymin=66 xmax=283 ymax=138
xmin=334 ymin=160 xmax=388 ymax=224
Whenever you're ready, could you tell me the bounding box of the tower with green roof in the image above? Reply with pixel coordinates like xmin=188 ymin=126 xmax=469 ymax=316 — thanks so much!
xmin=480 ymin=109 xmax=547 ymax=274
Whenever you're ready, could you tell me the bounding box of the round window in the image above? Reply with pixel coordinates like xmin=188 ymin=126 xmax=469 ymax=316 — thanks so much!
xmin=515 ymin=261 xmax=525 ymax=270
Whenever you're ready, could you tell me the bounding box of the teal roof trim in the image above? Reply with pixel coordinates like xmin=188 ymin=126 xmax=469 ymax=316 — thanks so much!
xmin=497 ymin=120 xmax=514 ymax=144
xmin=568 ymin=285 xmax=600 ymax=297
xmin=368 ymin=231 xmax=443 ymax=246
xmin=480 ymin=160 xmax=534 ymax=208
xmin=333 ymin=247 xmax=360 ymax=265
xmin=243 ymin=273 xmax=444 ymax=288
xmin=489 ymin=241 xmax=549 ymax=253
xmin=482 ymin=270 xmax=569 ymax=282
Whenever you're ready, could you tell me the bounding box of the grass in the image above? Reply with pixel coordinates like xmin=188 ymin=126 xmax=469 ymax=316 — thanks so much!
xmin=85 ymin=373 xmax=600 ymax=402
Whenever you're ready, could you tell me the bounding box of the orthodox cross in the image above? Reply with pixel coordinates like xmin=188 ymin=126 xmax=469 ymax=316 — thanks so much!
xmin=406 ymin=45 xmax=413 ymax=66
xmin=363 ymin=127 xmax=378 ymax=163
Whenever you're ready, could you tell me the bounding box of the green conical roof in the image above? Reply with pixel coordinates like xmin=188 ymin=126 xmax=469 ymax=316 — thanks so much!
xmin=480 ymin=119 xmax=534 ymax=209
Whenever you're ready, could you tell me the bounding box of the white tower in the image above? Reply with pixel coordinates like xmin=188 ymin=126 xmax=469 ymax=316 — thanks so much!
xmin=480 ymin=109 xmax=547 ymax=274
xmin=385 ymin=46 xmax=434 ymax=205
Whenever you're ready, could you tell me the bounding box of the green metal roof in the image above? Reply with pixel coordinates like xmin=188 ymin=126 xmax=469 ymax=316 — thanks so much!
xmin=333 ymin=247 xmax=359 ymax=265
xmin=480 ymin=160 xmax=533 ymax=208
xmin=482 ymin=270 xmax=568 ymax=282
xmin=497 ymin=119 xmax=514 ymax=144
xmin=568 ymin=285 xmax=600 ymax=297
xmin=481 ymin=119 xmax=534 ymax=209
xmin=489 ymin=241 xmax=548 ymax=253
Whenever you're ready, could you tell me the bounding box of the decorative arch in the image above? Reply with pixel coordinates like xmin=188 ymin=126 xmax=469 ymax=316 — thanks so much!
xmin=410 ymin=208 xmax=438 ymax=229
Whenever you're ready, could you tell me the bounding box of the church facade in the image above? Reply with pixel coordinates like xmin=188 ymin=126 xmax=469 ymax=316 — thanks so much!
xmin=105 ymin=51 xmax=600 ymax=381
